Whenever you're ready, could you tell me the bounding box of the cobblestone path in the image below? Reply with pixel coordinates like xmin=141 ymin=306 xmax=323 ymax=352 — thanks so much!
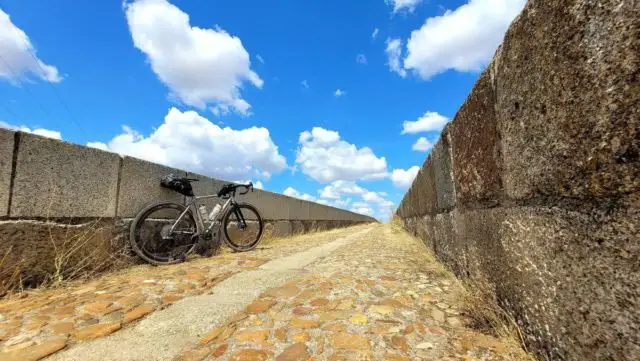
xmin=175 ymin=225 xmax=530 ymax=361
xmin=0 ymin=224 xmax=530 ymax=361
xmin=0 ymin=225 xmax=369 ymax=361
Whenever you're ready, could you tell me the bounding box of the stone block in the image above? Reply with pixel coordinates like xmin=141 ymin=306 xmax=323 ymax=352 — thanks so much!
xmin=398 ymin=194 xmax=407 ymax=218
xmin=431 ymin=129 xmax=457 ymax=212
xmin=288 ymin=199 xmax=308 ymax=220
xmin=494 ymin=0 xmax=640 ymax=200
xmin=333 ymin=208 xmax=348 ymax=221
xmin=337 ymin=207 xmax=352 ymax=221
xmin=10 ymin=133 xmax=120 ymax=218
xmin=290 ymin=220 xmax=307 ymax=235
xmin=409 ymin=179 xmax=421 ymax=218
xmin=333 ymin=207 xmax=346 ymax=221
xmin=405 ymin=184 xmax=417 ymax=217
xmin=117 ymin=157 xmax=185 ymax=218
xmin=256 ymin=191 xmax=290 ymax=220
xmin=449 ymin=71 xmax=503 ymax=207
xmin=315 ymin=220 xmax=329 ymax=232
xmin=265 ymin=220 xmax=292 ymax=238
xmin=274 ymin=193 xmax=294 ymax=220
xmin=431 ymin=211 xmax=466 ymax=278
xmin=325 ymin=220 xmax=340 ymax=230
xmin=0 ymin=219 xmax=131 ymax=293
xmin=306 ymin=220 xmax=319 ymax=233
xmin=0 ymin=128 xmax=14 ymax=217
xmin=310 ymin=203 xmax=330 ymax=221
xmin=414 ymin=215 xmax=436 ymax=251
xmin=418 ymin=156 xmax=438 ymax=216
xmin=460 ymin=201 xmax=639 ymax=360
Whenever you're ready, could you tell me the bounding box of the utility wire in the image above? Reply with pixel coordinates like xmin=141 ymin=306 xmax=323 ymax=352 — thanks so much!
xmin=0 ymin=87 xmax=20 ymax=119
xmin=7 ymin=21 xmax=87 ymax=140
xmin=1 ymin=101 xmax=19 ymax=119
xmin=0 ymin=53 xmax=58 ymax=126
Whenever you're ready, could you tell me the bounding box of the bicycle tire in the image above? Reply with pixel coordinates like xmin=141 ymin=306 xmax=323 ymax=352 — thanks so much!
xmin=222 ymin=203 xmax=264 ymax=252
xmin=129 ymin=202 xmax=199 ymax=265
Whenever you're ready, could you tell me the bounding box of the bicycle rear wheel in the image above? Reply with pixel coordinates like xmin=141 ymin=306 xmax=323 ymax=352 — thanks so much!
xmin=222 ymin=203 xmax=264 ymax=252
xmin=130 ymin=202 xmax=199 ymax=265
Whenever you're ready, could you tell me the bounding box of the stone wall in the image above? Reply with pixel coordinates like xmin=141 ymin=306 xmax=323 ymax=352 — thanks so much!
xmin=396 ymin=0 xmax=639 ymax=360
xmin=0 ymin=129 xmax=375 ymax=293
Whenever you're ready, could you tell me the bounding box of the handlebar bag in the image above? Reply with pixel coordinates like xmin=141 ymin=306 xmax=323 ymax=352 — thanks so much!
xmin=160 ymin=175 xmax=194 ymax=197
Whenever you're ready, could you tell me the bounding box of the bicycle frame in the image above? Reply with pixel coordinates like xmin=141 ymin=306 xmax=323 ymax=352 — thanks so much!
xmin=168 ymin=195 xmax=234 ymax=236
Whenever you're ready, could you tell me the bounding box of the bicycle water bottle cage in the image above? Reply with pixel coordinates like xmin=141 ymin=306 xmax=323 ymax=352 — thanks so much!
xmin=160 ymin=174 xmax=195 ymax=197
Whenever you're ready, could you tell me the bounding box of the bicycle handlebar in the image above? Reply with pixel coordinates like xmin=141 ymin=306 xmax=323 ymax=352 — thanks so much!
xmin=218 ymin=182 xmax=253 ymax=198
xmin=237 ymin=182 xmax=253 ymax=195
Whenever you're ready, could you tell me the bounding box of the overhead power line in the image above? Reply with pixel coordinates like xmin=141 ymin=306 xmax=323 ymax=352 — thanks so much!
xmin=7 ymin=21 xmax=87 ymax=140
xmin=0 ymin=53 xmax=57 ymax=125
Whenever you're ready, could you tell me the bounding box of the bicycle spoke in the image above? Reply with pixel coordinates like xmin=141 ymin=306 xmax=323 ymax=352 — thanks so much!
xmin=224 ymin=204 xmax=263 ymax=251
xmin=131 ymin=203 xmax=198 ymax=265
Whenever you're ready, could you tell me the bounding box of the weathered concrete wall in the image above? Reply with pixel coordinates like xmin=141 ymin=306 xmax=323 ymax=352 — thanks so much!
xmin=0 ymin=130 xmax=14 ymax=218
xmin=10 ymin=133 xmax=121 ymax=218
xmin=396 ymin=1 xmax=639 ymax=360
xmin=0 ymin=129 xmax=374 ymax=294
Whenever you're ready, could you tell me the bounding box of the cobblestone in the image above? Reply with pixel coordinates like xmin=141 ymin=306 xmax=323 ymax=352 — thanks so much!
xmin=174 ymin=225 xmax=531 ymax=361
xmin=0 ymin=226 xmax=368 ymax=359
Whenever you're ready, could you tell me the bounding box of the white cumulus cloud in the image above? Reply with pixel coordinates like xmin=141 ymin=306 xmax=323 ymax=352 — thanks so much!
xmin=404 ymin=0 xmax=526 ymax=79
xmin=283 ymin=187 xmax=316 ymax=202
xmin=351 ymin=206 xmax=374 ymax=216
xmin=356 ymin=54 xmax=367 ymax=64
xmin=412 ymin=137 xmax=435 ymax=152
xmin=124 ymin=0 xmax=262 ymax=115
xmin=385 ymin=38 xmax=406 ymax=77
xmin=372 ymin=28 xmax=379 ymax=40
xmin=296 ymin=127 xmax=388 ymax=183
xmin=334 ymin=89 xmax=346 ymax=97
xmin=402 ymin=111 xmax=449 ymax=134
xmin=234 ymin=180 xmax=264 ymax=190
xmin=318 ymin=180 xmax=393 ymax=218
xmin=0 ymin=121 xmax=62 ymax=139
xmin=0 ymin=9 xmax=61 ymax=84
xmin=88 ymin=107 xmax=287 ymax=180
xmin=362 ymin=191 xmax=394 ymax=208
xmin=386 ymin=0 xmax=422 ymax=13
xmin=319 ymin=180 xmax=365 ymax=200
xmin=391 ymin=166 xmax=420 ymax=189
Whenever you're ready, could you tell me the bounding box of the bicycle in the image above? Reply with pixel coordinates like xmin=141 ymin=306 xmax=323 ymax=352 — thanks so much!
xmin=129 ymin=174 xmax=264 ymax=265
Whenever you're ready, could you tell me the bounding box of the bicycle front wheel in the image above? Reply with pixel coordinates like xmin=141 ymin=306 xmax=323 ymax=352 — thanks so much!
xmin=130 ymin=202 xmax=199 ymax=265
xmin=222 ymin=203 xmax=264 ymax=252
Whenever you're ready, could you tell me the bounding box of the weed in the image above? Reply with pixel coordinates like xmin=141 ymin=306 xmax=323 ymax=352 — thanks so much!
xmin=392 ymin=221 xmax=536 ymax=360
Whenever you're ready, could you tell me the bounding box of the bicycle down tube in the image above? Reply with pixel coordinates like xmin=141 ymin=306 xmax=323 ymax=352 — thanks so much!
xmin=168 ymin=195 xmax=233 ymax=234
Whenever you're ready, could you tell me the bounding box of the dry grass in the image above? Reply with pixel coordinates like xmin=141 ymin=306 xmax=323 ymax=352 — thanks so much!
xmin=0 ymin=246 xmax=23 ymax=297
xmin=47 ymin=218 xmax=132 ymax=286
xmin=390 ymin=216 xmax=536 ymax=360
xmin=0 ymin=218 xmax=134 ymax=299
xmin=456 ymin=285 xmax=536 ymax=361
xmin=388 ymin=215 xmax=405 ymax=230
xmin=0 ymin=187 xmax=133 ymax=297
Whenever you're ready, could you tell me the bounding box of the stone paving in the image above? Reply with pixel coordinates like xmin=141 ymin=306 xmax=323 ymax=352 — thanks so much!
xmin=0 ymin=224 xmax=531 ymax=360
xmin=175 ymin=225 xmax=531 ymax=361
xmin=0 ymin=226 xmax=369 ymax=361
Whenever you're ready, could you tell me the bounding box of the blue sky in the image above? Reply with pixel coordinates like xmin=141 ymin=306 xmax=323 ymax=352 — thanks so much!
xmin=0 ymin=0 xmax=525 ymax=220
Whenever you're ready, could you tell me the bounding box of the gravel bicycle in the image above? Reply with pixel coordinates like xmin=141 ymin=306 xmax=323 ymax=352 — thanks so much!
xmin=129 ymin=174 xmax=264 ymax=265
